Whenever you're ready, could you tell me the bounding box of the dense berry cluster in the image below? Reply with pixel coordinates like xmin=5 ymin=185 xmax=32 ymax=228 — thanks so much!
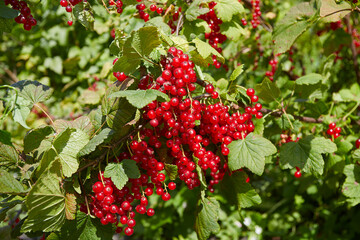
xmin=135 ymin=3 xmax=163 ymax=22
xmin=5 ymin=0 xmax=37 ymax=31
xmin=59 ymin=0 xmax=83 ymax=13
xmin=84 ymin=169 xmax=174 ymax=236
xmin=326 ymin=122 xmax=341 ymax=140
xmin=86 ymin=47 xmax=263 ymax=235
xmin=108 ymin=0 xmax=124 ymax=14
xmin=198 ymin=2 xmax=227 ymax=70
xmin=249 ymin=0 xmax=261 ymax=28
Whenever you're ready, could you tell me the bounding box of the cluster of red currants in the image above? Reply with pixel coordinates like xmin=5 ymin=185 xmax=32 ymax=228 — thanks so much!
xmin=198 ymin=2 xmax=227 ymax=70
xmin=250 ymin=0 xmax=261 ymax=28
xmin=88 ymin=47 xmax=262 ymax=235
xmin=326 ymin=122 xmax=342 ymax=140
xmin=167 ymin=7 xmax=182 ymax=34
xmin=109 ymin=0 xmax=124 ymax=14
xmin=5 ymin=0 xmax=37 ymax=31
xmin=134 ymin=3 xmax=163 ymax=22
xmin=84 ymin=168 xmax=176 ymax=236
xmin=59 ymin=0 xmax=83 ymax=13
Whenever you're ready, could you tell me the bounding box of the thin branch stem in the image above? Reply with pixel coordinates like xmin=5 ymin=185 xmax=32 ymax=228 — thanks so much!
xmin=322 ymin=8 xmax=353 ymax=18
xmin=34 ymin=103 xmax=55 ymax=127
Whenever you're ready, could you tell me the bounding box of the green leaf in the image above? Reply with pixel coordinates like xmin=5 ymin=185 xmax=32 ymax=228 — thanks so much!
xmin=22 ymin=159 xmax=66 ymax=232
xmin=78 ymin=90 xmax=101 ymax=105
xmin=54 ymin=116 xmax=95 ymax=137
xmin=104 ymin=160 xmax=140 ymax=190
xmin=342 ymin=164 xmax=360 ymax=200
xmin=112 ymin=54 xmax=141 ymax=75
xmin=113 ymin=26 xmax=161 ymax=74
xmin=0 ymin=6 xmax=18 ymax=19
xmin=79 ymin=128 xmax=113 ymax=156
xmin=54 ymin=211 xmax=113 ymax=240
xmin=12 ymin=80 xmax=53 ymax=105
xmin=194 ymin=157 xmax=207 ymax=188
xmin=164 ymin=163 xmax=178 ymax=181
xmin=73 ymin=2 xmax=95 ymax=30
xmin=214 ymin=0 xmax=245 ymax=22
xmin=192 ymin=38 xmax=225 ymax=63
xmin=0 ymin=197 xmax=23 ymax=222
xmin=110 ymin=89 xmax=170 ymax=109
xmin=12 ymin=104 xmax=31 ymax=129
xmin=104 ymin=163 xmax=128 ymax=190
xmin=195 ymin=197 xmax=220 ymax=240
xmin=0 ymin=130 xmax=12 ymax=146
xmin=44 ymin=57 xmax=63 ymax=75
xmin=0 ymin=143 xmax=19 ymax=168
xmin=273 ymin=2 xmax=317 ymax=54
xmin=255 ymin=78 xmax=281 ymax=103
xmin=279 ymin=136 xmax=337 ymax=175
xmin=353 ymin=149 xmax=360 ymax=161
xmin=186 ymin=0 xmax=210 ymax=21
xmin=320 ymin=0 xmax=352 ymax=22
xmin=102 ymin=84 xmax=136 ymax=135
xmin=0 ymin=170 xmax=25 ymax=194
xmin=275 ymin=114 xmax=295 ymax=130
xmin=65 ymin=193 xmax=77 ymax=220
xmin=220 ymin=21 xmax=246 ymax=41
xmin=295 ymin=73 xmax=324 ymax=85
xmin=121 ymin=159 xmax=140 ymax=178
xmin=52 ymin=129 xmax=90 ymax=177
xmin=0 ymin=17 xmax=14 ymax=34
xmin=145 ymin=16 xmax=171 ymax=35
xmin=333 ymin=89 xmax=360 ymax=102
xmin=24 ymin=126 xmax=55 ymax=154
xmin=230 ymin=172 xmax=261 ymax=208
xmin=228 ymin=133 xmax=277 ymax=175
xmin=229 ymin=64 xmax=244 ymax=81
xmin=125 ymin=26 xmax=161 ymax=57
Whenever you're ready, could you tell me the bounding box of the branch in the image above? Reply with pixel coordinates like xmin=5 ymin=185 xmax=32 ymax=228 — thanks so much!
xmin=344 ymin=15 xmax=360 ymax=84
xmin=4 ymin=68 xmax=19 ymax=83
xmin=175 ymin=13 xmax=184 ymax=36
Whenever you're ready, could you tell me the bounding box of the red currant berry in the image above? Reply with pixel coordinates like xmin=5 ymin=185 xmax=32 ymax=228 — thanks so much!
xmin=147 ymin=208 xmax=155 ymax=216
xmin=168 ymin=182 xmax=176 ymax=190
xmin=246 ymin=88 xmax=255 ymax=96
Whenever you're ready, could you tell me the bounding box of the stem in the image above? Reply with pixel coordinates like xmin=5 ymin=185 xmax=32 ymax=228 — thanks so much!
xmin=321 ymin=8 xmax=353 ymax=18
xmin=34 ymin=103 xmax=55 ymax=127
xmin=342 ymin=102 xmax=360 ymax=121
xmin=175 ymin=13 xmax=184 ymax=36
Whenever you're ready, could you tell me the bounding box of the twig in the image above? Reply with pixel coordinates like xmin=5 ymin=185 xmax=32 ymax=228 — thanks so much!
xmin=344 ymin=15 xmax=360 ymax=84
xmin=4 ymin=68 xmax=19 ymax=83
xmin=34 ymin=103 xmax=55 ymax=126
xmin=322 ymin=8 xmax=353 ymax=19
xmin=175 ymin=13 xmax=184 ymax=36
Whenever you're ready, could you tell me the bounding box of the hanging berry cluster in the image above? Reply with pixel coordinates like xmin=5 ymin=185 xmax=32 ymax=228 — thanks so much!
xmin=59 ymin=0 xmax=83 ymax=13
xmin=85 ymin=47 xmax=263 ymax=235
xmin=167 ymin=7 xmax=182 ymax=33
xmin=326 ymin=122 xmax=342 ymax=140
xmin=250 ymin=0 xmax=261 ymax=28
xmin=198 ymin=2 xmax=227 ymax=70
xmin=5 ymin=0 xmax=37 ymax=31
